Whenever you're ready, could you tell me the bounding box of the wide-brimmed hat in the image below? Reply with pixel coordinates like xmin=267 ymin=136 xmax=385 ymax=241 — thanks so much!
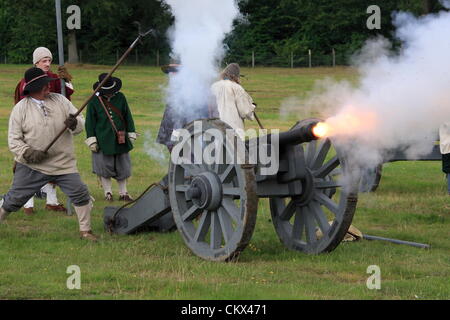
xmin=221 ymin=63 xmax=241 ymax=82
xmin=161 ymin=64 xmax=180 ymax=74
xmin=23 ymin=67 xmax=57 ymax=95
xmin=93 ymin=73 xmax=122 ymax=95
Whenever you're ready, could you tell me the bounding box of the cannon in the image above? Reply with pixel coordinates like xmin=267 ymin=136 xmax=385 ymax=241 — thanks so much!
xmin=104 ymin=118 xmax=359 ymax=261
xmin=359 ymin=138 xmax=442 ymax=192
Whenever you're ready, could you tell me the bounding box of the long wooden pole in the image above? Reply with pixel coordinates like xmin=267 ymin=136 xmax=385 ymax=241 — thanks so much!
xmin=44 ymin=31 xmax=152 ymax=153
xmin=254 ymin=112 xmax=264 ymax=129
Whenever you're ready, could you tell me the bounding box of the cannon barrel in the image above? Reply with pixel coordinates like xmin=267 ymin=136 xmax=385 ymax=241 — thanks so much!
xmin=256 ymin=121 xmax=320 ymax=146
xmin=276 ymin=121 xmax=320 ymax=145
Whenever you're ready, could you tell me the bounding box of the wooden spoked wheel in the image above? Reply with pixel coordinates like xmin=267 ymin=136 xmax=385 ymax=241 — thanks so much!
xmin=168 ymin=119 xmax=258 ymax=261
xmin=270 ymin=119 xmax=359 ymax=254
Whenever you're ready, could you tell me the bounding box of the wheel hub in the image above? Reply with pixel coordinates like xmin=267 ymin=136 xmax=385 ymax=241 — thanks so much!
xmin=295 ymin=168 xmax=315 ymax=206
xmin=186 ymin=172 xmax=223 ymax=210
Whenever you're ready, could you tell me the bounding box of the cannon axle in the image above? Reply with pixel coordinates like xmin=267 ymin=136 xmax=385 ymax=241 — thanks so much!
xmin=187 ymin=172 xmax=223 ymax=211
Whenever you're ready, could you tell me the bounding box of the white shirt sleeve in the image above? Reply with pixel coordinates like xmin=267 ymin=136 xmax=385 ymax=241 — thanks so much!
xmin=8 ymin=105 xmax=29 ymax=161
xmin=234 ymin=84 xmax=255 ymax=121
xmin=439 ymin=122 xmax=450 ymax=154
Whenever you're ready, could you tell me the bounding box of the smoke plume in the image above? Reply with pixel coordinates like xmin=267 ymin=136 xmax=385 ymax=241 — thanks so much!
xmin=440 ymin=0 xmax=450 ymax=9
xmin=306 ymin=9 xmax=450 ymax=173
xmin=162 ymin=0 xmax=240 ymax=125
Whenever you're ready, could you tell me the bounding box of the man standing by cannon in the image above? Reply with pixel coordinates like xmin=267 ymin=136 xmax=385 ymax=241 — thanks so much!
xmin=0 ymin=67 xmax=97 ymax=241
xmin=211 ymin=63 xmax=256 ymax=139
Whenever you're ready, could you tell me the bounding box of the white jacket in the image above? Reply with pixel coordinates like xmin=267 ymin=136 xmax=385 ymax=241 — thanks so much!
xmin=211 ymin=79 xmax=255 ymax=138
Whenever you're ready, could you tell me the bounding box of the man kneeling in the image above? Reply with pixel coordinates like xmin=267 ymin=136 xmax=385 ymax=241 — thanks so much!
xmin=0 ymin=67 xmax=97 ymax=241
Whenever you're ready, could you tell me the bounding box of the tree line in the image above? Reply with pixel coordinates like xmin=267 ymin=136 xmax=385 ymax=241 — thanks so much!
xmin=0 ymin=0 xmax=446 ymax=66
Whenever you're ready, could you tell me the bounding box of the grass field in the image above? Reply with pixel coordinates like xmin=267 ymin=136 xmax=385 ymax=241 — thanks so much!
xmin=0 ymin=64 xmax=448 ymax=300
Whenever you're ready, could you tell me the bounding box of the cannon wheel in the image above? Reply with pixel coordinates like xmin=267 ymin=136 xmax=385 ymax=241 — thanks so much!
xmin=169 ymin=119 xmax=258 ymax=262
xmin=359 ymin=165 xmax=383 ymax=193
xmin=270 ymin=119 xmax=359 ymax=254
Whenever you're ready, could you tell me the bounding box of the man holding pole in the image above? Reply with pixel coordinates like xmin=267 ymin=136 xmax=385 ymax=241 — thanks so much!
xmin=14 ymin=47 xmax=75 ymax=215
xmin=0 ymin=67 xmax=97 ymax=241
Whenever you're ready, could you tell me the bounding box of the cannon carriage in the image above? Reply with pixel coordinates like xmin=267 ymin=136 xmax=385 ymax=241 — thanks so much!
xmin=358 ymin=138 xmax=442 ymax=193
xmin=104 ymin=118 xmax=359 ymax=261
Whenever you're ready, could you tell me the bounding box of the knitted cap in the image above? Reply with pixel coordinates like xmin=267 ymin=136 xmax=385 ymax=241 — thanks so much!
xmin=33 ymin=47 xmax=53 ymax=65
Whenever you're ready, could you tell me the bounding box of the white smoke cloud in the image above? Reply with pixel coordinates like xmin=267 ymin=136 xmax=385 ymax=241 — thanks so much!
xmin=143 ymin=130 xmax=169 ymax=167
xmin=163 ymin=0 xmax=240 ymax=124
xmin=305 ymin=9 xmax=450 ymax=173
xmin=440 ymin=0 xmax=450 ymax=9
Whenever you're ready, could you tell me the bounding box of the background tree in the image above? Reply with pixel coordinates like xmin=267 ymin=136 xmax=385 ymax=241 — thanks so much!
xmin=0 ymin=0 xmax=447 ymax=65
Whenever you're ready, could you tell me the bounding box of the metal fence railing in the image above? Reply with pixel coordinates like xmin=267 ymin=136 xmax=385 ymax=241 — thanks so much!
xmin=1 ymin=49 xmax=352 ymax=68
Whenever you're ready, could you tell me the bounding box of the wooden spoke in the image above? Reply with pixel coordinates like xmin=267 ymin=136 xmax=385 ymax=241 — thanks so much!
xmin=291 ymin=206 xmax=305 ymax=240
xmin=210 ymin=211 xmax=223 ymax=250
xmin=314 ymin=180 xmax=341 ymax=189
xmin=311 ymin=139 xmax=331 ymax=170
xmin=218 ymin=207 xmax=234 ymax=243
xmin=310 ymin=202 xmax=330 ymax=234
xmin=222 ymin=197 xmax=241 ymax=224
xmin=304 ymin=209 xmax=317 ymax=244
xmin=182 ymin=204 xmax=202 ymax=221
xmin=193 ymin=211 xmax=211 ymax=242
xmin=313 ymin=156 xmax=339 ymax=178
xmin=220 ymin=164 xmax=235 ymax=182
xmin=314 ymin=192 xmax=340 ymax=216
xmin=222 ymin=186 xmax=241 ymax=196
xmin=279 ymin=200 xmax=296 ymax=221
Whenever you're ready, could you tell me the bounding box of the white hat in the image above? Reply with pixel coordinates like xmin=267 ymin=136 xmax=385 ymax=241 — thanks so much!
xmin=33 ymin=47 xmax=53 ymax=65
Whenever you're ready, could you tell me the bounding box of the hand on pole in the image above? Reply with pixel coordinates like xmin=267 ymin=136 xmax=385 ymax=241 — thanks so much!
xmin=64 ymin=114 xmax=78 ymax=131
xmin=23 ymin=148 xmax=48 ymax=164
xmin=58 ymin=65 xmax=73 ymax=82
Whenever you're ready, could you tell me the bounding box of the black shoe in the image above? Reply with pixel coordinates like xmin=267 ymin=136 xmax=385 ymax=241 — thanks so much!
xmin=119 ymin=194 xmax=133 ymax=202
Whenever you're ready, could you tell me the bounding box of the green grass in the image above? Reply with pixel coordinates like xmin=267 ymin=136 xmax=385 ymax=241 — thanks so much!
xmin=0 ymin=64 xmax=448 ymax=300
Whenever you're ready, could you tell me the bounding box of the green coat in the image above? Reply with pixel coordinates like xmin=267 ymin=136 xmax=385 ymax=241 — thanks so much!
xmin=85 ymin=92 xmax=136 ymax=156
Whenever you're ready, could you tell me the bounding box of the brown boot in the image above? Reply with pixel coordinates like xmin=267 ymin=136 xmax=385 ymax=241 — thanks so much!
xmin=23 ymin=207 xmax=34 ymax=216
xmin=45 ymin=204 xmax=67 ymax=213
xmin=80 ymin=230 xmax=98 ymax=242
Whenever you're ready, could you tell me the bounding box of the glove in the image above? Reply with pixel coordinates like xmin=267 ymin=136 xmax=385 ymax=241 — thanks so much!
xmin=89 ymin=143 xmax=99 ymax=152
xmin=23 ymin=148 xmax=48 ymax=164
xmin=57 ymin=65 xmax=73 ymax=82
xmin=128 ymin=132 xmax=137 ymax=142
xmin=64 ymin=114 xmax=78 ymax=131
